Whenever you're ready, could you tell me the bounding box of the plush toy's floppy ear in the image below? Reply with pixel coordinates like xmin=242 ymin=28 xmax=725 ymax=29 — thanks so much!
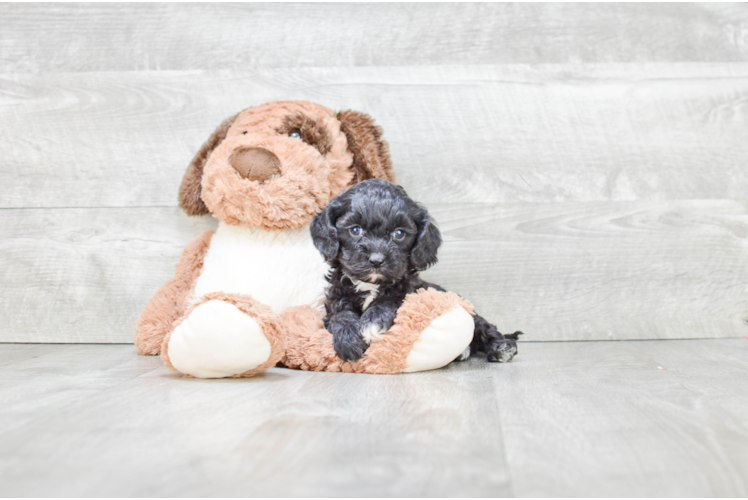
xmin=336 ymin=110 xmax=396 ymax=185
xmin=311 ymin=197 xmax=346 ymax=263
xmin=411 ymin=211 xmax=442 ymax=271
xmin=178 ymin=112 xmax=240 ymax=216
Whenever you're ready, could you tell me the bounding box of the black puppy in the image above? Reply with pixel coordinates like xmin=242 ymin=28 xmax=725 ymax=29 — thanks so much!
xmin=311 ymin=178 xmax=522 ymax=363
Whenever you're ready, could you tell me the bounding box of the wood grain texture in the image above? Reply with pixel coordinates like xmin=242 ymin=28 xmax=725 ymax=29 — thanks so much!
xmin=0 ymin=207 xmax=216 ymax=343
xmin=423 ymin=200 xmax=748 ymax=341
xmin=2 ymin=201 xmax=746 ymax=343
xmin=3 ymin=4 xmax=747 ymax=345
xmin=0 ymin=343 xmax=67 ymax=368
xmin=493 ymin=339 xmax=748 ymax=497
xmin=0 ymin=344 xmax=510 ymax=497
xmin=2 ymin=64 xmax=748 ymax=209
xmin=1 ymin=3 xmax=747 ymax=73
xmin=1 ymin=340 xmax=746 ymax=496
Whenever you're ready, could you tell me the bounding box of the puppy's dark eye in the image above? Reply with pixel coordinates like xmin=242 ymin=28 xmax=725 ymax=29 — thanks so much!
xmin=393 ymin=229 xmax=406 ymax=240
xmin=289 ymin=130 xmax=301 ymax=139
xmin=349 ymin=226 xmax=362 ymax=237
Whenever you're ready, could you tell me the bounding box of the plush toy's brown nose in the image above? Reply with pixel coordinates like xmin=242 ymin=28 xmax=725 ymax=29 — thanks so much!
xmin=229 ymin=147 xmax=282 ymax=183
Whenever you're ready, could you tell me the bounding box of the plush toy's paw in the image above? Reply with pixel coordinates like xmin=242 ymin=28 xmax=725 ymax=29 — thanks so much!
xmin=402 ymin=306 xmax=474 ymax=373
xmin=279 ymin=289 xmax=476 ymax=375
xmin=486 ymin=336 xmax=519 ymax=363
xmin=165 ymin=298 xmax=283 ymax=378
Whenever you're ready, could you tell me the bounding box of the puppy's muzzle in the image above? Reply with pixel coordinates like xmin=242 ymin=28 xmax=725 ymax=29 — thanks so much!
xmin=368 ymin=253 xmax=385 ymax=268
xmin=229 ymin=147 xmax=282 ymax=183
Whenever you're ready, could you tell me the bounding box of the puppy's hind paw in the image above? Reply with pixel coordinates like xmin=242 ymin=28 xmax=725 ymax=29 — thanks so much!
xmin=454 ymin=346 xmax=471 ymax=362
xmin=487 ymin=339 xmax=517 ymax=363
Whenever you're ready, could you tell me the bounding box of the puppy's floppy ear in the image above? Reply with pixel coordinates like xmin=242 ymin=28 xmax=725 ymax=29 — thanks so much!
xmin=311 ymin=196 xmax=346 ymax=263
xmin=337 ymin=110 xmax=396 ymax=185
xmin=410 ymin=210 xmax=442 ymax=271
xmin=178 ymin=112 xmax=240 ymax=216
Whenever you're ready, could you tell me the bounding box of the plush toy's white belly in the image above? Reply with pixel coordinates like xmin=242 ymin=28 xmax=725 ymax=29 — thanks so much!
xmin=193 ymin=222 xmax=330 ymax=312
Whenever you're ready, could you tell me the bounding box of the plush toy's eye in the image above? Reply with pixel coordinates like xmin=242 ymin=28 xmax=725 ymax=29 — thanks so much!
xmin=393 ymin=229 xmax=406 ymax=240
xmin=289 ymin=131 xmax=301 ymax=139
xmin=349 ymin=226 xmax=362 ymax=237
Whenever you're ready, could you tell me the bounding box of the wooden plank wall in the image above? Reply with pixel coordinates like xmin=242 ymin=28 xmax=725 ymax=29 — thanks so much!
xmin=2 ymin=3 xmax=747 ymax=342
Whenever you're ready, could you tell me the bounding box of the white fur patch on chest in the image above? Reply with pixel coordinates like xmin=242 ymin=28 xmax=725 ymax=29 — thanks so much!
xmin=352 ymin=278 xmax=380 ymax=311
xmin=193 ymin=222 xmax=330 ymax=312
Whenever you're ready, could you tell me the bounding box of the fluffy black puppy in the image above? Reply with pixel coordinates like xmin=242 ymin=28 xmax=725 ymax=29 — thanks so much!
xmin=311 ymin=178 xmax=522 ymax=363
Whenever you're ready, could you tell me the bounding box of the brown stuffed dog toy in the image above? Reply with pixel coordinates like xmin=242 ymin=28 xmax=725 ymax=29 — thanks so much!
xmin=135 ymin=100 xmax=475 ymax=378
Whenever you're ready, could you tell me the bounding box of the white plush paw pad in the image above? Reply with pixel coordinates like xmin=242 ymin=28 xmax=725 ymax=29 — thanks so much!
xmin=168 ymin=300 xmax=272 ymax=378
xmin=402 ymin=307 xmax=474 ymax=373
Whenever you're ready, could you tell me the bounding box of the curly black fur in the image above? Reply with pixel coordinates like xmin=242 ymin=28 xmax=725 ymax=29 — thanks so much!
xmin=311 ymin=179 xmax=522 ymax=363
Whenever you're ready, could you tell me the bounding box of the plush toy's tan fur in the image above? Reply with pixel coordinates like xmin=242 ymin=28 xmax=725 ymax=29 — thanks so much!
xmin=336 ymin=110 xmax=394 ymax=184
xmin=135 ymin=100 xmax=474 ymax=377
xmin=279 ymin=288 xmax=473 ymax=374
xmin=179 ymin=114 xmax=239 ymax=217
xmin=184 ymin=101 xmax=397 ymax=230
xmin=135 ymin=230 xmax=213 ymax=355
xmin=162 ymin=292 xmax=287 ymax=377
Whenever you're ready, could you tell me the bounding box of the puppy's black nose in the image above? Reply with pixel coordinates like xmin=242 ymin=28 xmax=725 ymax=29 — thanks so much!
xmin=369 ymin=253 xmax=385 ymax=267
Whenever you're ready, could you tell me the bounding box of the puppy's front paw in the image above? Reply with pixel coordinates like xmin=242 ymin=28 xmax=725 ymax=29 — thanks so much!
xmin=331 ymin=323 xmax=369 ymax=363
xmin=334 ymin=333 xmax=369 ymax=362
xmin=487 ymin=339 xmax=517 ymax=363
xmin=360 ymin=320 xmax=387 ymax=344
xmin=360 ymin=305 xmax=396 ymax=344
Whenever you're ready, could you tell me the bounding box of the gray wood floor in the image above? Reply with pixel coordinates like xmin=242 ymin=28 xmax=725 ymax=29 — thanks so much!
xmin=1 ymin=340 xmax=746 ymax=497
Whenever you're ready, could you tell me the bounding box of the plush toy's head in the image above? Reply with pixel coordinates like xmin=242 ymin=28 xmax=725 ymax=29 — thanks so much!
xmin=178 ymin=100 xmax=395 ymax=229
